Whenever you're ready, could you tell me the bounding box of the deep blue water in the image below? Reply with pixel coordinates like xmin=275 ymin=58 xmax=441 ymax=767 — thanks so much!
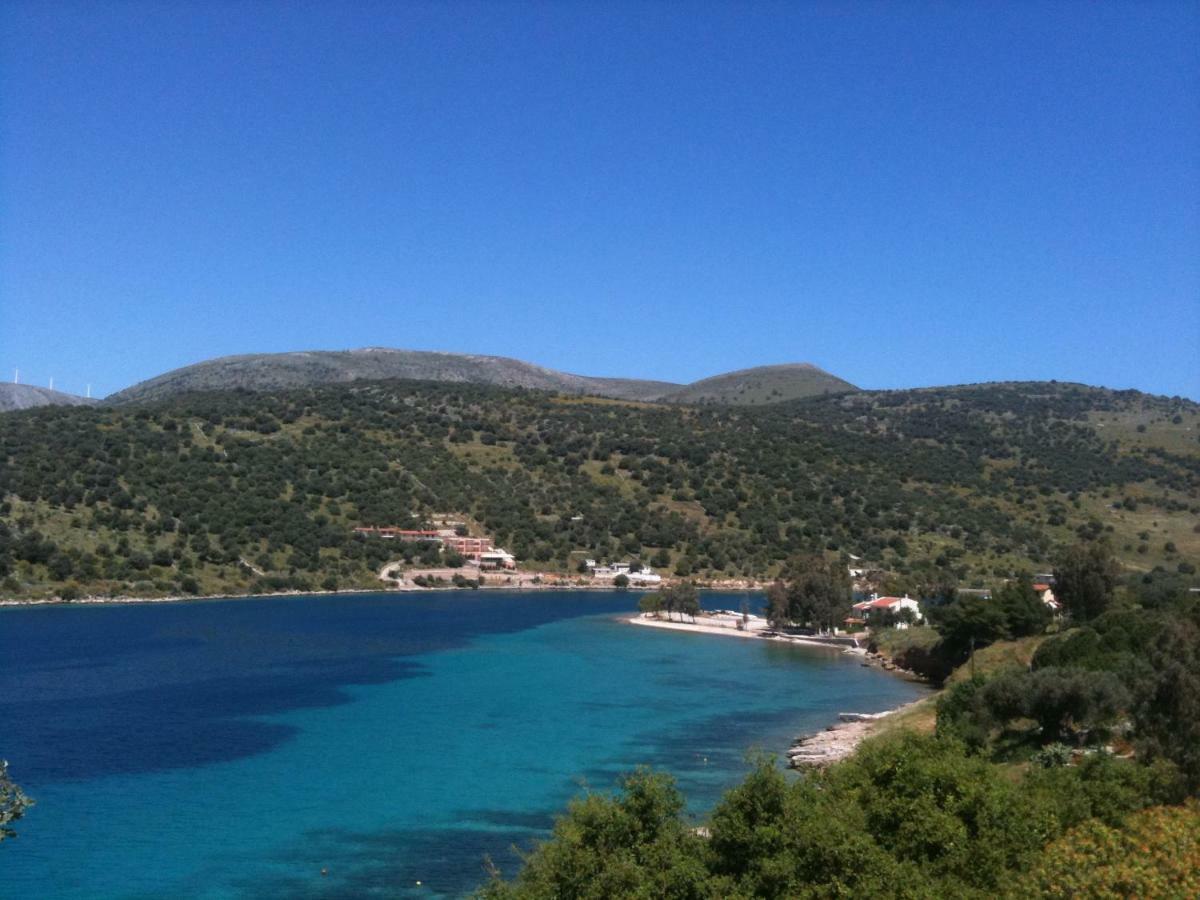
xmin=0 ymin=591 xmax=924 ymax=898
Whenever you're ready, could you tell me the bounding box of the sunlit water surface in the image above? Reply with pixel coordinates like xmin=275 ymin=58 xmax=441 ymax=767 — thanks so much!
xmin=0 ymin=590 xmax=924 ymax=898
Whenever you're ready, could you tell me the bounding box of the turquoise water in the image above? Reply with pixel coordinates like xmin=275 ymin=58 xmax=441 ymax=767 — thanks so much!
xmin=0 ymin=591 xmax=924 ymax=897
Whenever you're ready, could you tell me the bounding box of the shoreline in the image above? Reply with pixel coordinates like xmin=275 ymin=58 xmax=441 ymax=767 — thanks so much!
xmin=785 ymin=698 xmax=930 ymax=768
xmin=626 ymin=611 xmax=926 ymax=681
xmin=627 ymin=610 xmax=864 ymax=652
xmin=627 ymin=611 xmax=934 ymax=765
xmin=0 ymin=581 xmax=769 ymax=610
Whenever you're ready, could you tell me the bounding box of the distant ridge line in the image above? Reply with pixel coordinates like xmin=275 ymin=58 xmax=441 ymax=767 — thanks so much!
xmin=103 ymin=347 xmax=859 ymax=407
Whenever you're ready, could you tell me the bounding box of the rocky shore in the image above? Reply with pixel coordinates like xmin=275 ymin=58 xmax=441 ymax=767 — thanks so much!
xmin=786 ymin=700 xmax=927 ymax=768
xmin=858 ymin=648 xmax=922 ymax=680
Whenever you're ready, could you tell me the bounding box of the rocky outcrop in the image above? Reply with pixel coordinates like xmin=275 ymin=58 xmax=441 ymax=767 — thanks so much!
xmin=786 ymin=701 xmax=924 ymax=768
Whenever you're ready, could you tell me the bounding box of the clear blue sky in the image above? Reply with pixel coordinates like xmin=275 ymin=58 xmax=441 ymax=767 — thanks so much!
xmin=2 ymin=1 xmax=1197 ymax=399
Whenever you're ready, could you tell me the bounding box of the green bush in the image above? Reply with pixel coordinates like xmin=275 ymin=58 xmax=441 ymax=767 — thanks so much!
xmin=1020 ymin=802 xmax=1200 ymax=899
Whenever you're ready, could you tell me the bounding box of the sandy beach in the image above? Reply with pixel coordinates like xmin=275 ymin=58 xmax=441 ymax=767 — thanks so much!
xmin=627 ymin=610 xmax=864 ymax=651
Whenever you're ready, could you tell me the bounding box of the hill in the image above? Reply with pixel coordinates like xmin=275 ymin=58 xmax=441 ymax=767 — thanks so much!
xmin=0 ymin=384 xmax=98 ymax=413
xmin=104 ymin=347 xmax=857 ymax=407
xmin=662 ymin=363 xmax=857 ymax=404
xmin=105 ymin=348 xmax=681 ymax=405
xmin=0 ymin=378 xmax=1195 ymax=601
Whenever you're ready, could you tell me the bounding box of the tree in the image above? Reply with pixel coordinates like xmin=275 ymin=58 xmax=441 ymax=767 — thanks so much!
xmin=0 ymin=760 xmax=33 ymax=841
xmin=477 ymin=769 xmax=710 ymax=899
xmin=766 ymin=579 xmax=789 ymax=628
xmin=1054 ymin=541 xmax=1121 ymax=622
xmin=662 ymin=581 xmax=699 ymax=622
xmin=993 ymin=573 xmax=1052 ymax=638
xmin=638 ymin=592 xmax=663 ymax=617
xmin=1134 ymin=605 xmax=1200 ymax=791
xmin=929 ymin=595 xmax=1009 ymax=661
xmin=959 ymin=668 xmax=1130 ymax=745
xmin=767 ymin=556 xmax=852 ymax=633
xmin=613 ymin=573 xmax=629 ymax=588
xmin=1020 ymin=668 xmax=1128 ymax=743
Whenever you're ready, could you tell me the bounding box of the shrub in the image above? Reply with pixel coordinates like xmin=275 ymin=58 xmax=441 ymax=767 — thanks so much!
xmin=1030 ymin=743 xmax=1072 ymax=768
xmin=1021 ymin=802 xmax=1200 ymax=898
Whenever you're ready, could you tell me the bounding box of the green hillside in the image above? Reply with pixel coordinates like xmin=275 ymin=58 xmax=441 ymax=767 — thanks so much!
xmin=664 ymin=363 xmax=857 ymax=404
xmin=0 ymin=379 xmax=1196 ymax=600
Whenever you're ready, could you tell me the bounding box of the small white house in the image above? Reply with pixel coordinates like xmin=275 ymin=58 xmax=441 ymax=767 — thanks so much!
xmin=851 ymin=594 xmax=924 ymax=628
xmin=627 ymin=569 xmax=662 ymax=585
xmin=478 ymin=549 xmax=517 ymax=570
xmin=588 ymin=560 xmax=660 ymax=584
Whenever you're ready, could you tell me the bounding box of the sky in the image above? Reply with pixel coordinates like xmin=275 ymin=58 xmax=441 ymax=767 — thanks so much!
xmin=1 ymin=1 xmax=1198 ymax=400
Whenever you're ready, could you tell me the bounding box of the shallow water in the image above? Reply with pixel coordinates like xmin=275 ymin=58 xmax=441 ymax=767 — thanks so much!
xmin=0 ymin=591 xmax=924 ymax=898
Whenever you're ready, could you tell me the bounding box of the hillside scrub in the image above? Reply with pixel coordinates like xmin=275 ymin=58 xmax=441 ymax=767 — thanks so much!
xmin=1 ymin=379 xmax=1196 ymax=601
xmin=1020 ymin=801 xmax=1200 ymax=898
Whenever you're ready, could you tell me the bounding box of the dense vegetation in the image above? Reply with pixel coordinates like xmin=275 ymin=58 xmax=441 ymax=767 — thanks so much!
xmin=0 ymin=760 xmax=32 ymax=841
xmin=0 ymin=378 xmax=1196 ymax=599
xmin=479 ymin=553 xmax=1200 ymax=898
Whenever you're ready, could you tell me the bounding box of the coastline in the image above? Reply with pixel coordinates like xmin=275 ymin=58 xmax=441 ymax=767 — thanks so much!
xmin=627 ymin=610 xmax=864 ymax=651
xmin=627 ymin=611 xmax=934 ymax=766
xmin=0 ymin=580 xmax=769 ymax=610
xmin=785 ymin=698 xmax=931 ymax=768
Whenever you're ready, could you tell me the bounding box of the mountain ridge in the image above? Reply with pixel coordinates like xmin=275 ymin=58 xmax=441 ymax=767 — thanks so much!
xmin=104 ymin=347 xmax=857 ymax=406
xmin=0 ymin=383 xmax=98 ymax=413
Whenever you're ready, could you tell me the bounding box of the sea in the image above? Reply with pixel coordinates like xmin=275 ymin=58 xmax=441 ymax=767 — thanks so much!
xmin=0 ymin=590 xmax=925 ymax=898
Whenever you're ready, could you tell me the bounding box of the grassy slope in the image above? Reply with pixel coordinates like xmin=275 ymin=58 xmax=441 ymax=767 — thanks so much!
xmin=867 ymin=632 xmax=1051 ymax=749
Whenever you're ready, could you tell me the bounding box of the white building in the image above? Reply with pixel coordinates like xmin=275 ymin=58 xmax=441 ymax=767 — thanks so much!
xmin=587 ymin=560 xmax=660 ymax=584
xmin=627 ymin=570 xmax=662 ymax=585
xmin=851 ymin=594 xmax=924 ymax=628
xmin=478 ymin=549 xmax=517 ymax=570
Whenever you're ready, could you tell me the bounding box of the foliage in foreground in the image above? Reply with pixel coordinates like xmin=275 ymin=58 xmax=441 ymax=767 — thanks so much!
xmin=477 ymin=732 xmax=1190 ymax=899
xmin=1021 ymin=801 xmax=1200 ymax=899
xmin=0 ymin=760 xmax=33 ymax=841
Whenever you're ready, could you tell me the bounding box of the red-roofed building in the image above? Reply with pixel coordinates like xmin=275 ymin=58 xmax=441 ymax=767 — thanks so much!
xmin=850 ymin=594 xmax=924 ymax=627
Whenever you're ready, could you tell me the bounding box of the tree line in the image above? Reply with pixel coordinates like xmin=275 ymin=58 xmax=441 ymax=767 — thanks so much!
xmin=0 ymin=378 xmax=1195 ymax=599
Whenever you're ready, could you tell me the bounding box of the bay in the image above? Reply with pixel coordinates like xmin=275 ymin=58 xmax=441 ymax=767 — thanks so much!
xmin=0 ymin=590 xmax=925 ymax=898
